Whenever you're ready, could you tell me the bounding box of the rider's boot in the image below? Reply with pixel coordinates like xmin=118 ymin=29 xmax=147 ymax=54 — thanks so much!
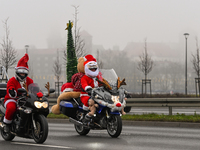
xmin=83 ymin=114 xmax=92 ymax=126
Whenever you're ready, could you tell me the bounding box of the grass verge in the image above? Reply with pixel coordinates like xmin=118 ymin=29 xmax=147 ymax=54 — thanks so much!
xmin=1 ymin=112 xmax=199 ymax=123
xmin=47 ymin=112 xmax=200 ymax=123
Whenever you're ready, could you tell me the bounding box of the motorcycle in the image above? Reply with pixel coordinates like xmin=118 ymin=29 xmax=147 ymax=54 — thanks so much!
xmin=59 ymin=69 xmax=127 ymax=138
xmin=0 ymin=82 xmax=55 ymax=143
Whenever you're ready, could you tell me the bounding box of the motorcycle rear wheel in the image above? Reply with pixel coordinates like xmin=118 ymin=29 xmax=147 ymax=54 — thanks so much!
xmin=32 ymin=114 xmax=48 ymax=144
xmin=107 ymin=115 xmax=122 ymax=138
xmin=0 ymin=116 xmax=15 ymax=141
xmin=74 ymin=124 xmax=90 ymax=136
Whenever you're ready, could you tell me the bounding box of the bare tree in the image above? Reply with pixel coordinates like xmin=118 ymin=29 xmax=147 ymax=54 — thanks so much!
xmin=53 ymin=50 xmax=62 ymax=96
xmin=0 ymin=18 xmax=17 ymax=73
xmin=192 ymin=37 xmax=200 ymax=95
xmin=137 ymin=38 xmax=154 ymax=94
xmin=96 ymin=49 xmax=103 ymax=69
xmin=192 ymin=37 xmax=200 ymax=78
xmin=53 ymin=50 xmax=62 ymax=82
xmin=72 ymin=5 xmax=86 ymax=58
xmin=63 ymin=5 xmax=85 ymax=63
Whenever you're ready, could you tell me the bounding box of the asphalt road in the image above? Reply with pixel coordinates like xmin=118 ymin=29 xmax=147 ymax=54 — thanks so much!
xmin=1 ymin=122 xmax=200 ymax=150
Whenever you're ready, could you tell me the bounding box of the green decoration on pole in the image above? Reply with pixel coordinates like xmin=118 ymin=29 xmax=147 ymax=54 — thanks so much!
xmin=65 ymin=20 xmax=77 ymax=82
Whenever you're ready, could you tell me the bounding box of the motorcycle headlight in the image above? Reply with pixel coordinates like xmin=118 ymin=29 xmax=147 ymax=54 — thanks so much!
xmin=34 ymin=101 xmax=48 ymax=108
xmin=111 ymin=95 xmax=120 ymax=103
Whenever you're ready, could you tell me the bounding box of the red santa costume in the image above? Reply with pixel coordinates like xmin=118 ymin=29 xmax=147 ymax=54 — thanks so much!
xmin=3 ymin=53 xmax=33 ymax=124
xmin=80 ymin=55 xmax=101 ymax=107
xmin=61 ymin=82 xmax=74 ymax=93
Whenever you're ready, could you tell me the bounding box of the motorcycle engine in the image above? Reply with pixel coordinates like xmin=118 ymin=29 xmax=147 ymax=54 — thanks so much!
xmin=99 ymin=117 xmax=107 ymax=128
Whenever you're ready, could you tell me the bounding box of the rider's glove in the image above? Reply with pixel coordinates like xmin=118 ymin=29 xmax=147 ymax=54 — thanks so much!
xmin=9 ymin=88 xmax=16 ymax=98
xmin=86 ymin=88 xmax=92 ymax=96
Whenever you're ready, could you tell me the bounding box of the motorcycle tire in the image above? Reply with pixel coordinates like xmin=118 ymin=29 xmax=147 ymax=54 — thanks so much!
xmin=74 ymin=124 xmax=90 ymax=136
xmin=0 ymin=116 xmax=15 ymax=141
xmin=32 ymin=114 xmax=48 ymax=144
xmin=107 ymin=115 xmax=122 ymax=138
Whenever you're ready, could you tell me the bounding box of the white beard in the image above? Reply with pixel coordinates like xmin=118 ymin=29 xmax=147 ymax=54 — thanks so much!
xmin=85 ymin=66 xmax=99 ymax=78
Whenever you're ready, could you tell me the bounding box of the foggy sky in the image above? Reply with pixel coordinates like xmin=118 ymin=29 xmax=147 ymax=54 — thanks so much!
xmin=1 ymin=0 xmax=200 ymax=50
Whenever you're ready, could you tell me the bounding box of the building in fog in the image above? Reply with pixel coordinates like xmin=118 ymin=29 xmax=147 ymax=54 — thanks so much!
xmin=80 ymin=30 xmax=93 ymax=54
xmin=123 ymin=42 xmax=183 ymax=62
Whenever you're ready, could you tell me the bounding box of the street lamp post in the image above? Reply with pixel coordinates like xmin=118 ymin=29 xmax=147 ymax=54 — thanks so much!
xmin=25 ymin=45 xmax=29 ymax=54
xmin=184 ymin=33 xmax=189 ymax=95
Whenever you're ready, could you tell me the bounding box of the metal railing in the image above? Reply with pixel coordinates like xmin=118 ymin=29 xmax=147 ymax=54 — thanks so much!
xmin=126 ymin=98 xmax=200 ymax=115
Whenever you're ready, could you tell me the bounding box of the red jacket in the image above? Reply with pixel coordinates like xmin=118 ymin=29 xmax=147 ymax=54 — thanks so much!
xmin=81 ymin=75 xmax=101 ymax=98
xmin=4 ymin=76 xmax=33 ymax=104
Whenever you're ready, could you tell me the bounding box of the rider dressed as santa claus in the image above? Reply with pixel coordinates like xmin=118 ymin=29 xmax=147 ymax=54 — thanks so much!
xmin=0 ymin=53 xmax=33 ymax=132
xmin=80 ymin=55 xmax=101 ymax=124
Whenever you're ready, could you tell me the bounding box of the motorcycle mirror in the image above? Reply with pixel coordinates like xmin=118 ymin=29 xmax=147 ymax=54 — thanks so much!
xmin=49 ymin=89 xmax=55 ymax=93
xmin=18 ymin=88 xmax=27 ymax=94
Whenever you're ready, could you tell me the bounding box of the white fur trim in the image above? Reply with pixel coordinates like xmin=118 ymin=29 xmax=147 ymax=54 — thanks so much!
xmin=85 ymin=61 xmax=97 ymax=66
xmin=4 ymin=99 xmax=16 ymax=108
xmin=85 ymin=86 xmax=92 ymax=91
xmin=83 ymin=105 xmax=89 ymax=111
xmin=63 ymin=88 xmax=73 ymax=92
xmin=80 ymin=94 xmax=89 ymax=97
xmin=9 ymin=90 xmax=17 ymax=98
xmin=15 ymin=67 xmax=29 ymax=71
xmin=93 ymin=78 xmax=98 ymax=88
xmin=3 ymin=117 xmax=12 ymax=124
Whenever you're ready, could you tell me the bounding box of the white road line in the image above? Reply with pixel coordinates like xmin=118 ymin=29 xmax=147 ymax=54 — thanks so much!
xmin=12 ymin=142 xmax=74 ymax=149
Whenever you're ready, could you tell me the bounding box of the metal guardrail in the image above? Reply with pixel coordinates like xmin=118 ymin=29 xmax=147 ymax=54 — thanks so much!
xmin=48 ymin=97 xmax=200 ymax=115
xmin=126 ymin=98 xmax=200 ymax=115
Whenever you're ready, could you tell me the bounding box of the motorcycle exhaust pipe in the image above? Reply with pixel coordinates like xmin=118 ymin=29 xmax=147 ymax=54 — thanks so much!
xmin=69 ymin=117 xmax=83 ymax=126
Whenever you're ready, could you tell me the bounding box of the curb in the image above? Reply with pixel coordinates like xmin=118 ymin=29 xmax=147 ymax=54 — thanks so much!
xmin=47 ymin=118 xmax=200 ymax=128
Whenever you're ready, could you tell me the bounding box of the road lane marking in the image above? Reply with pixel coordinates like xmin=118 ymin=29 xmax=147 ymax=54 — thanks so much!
xmin=12 ymin=142 xmax=74 ymax=149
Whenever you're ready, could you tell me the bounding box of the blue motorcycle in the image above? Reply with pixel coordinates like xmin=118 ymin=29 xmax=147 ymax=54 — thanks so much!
xmin=59 ymin=69 xmax=127 ymax=138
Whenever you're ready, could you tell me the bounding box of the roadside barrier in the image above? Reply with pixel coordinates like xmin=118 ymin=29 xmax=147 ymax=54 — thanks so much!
xmin=126 ymin=98 xmax=200 ymax=115
xmin=48 ymin=97 xmax=200 ymax=115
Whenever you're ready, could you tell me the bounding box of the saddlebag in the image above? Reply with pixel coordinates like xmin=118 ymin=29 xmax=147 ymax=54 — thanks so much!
xmin=60 ymin=100 xmax=78 ymax=119
xmin=0 ymin=83 xmax=7 ymax=98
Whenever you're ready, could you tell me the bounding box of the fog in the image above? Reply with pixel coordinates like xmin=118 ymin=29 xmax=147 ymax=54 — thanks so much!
xmin=1 ymin=0 xmax=200 ymax=93
xmin=1 ymin=0 xmax=200 ymax=50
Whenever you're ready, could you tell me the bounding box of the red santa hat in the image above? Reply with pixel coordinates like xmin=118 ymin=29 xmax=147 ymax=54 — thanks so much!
xmin=61 ymin=82 xmax=74 ymax=92
xmin=83 ymin=54 xmax=96 ymax=66
xmin=15 ymin=53 xmax=29 ymax=74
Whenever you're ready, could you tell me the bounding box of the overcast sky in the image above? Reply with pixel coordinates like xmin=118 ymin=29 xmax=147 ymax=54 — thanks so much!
xmin=1 ymin=0 xmax=200 ymax=50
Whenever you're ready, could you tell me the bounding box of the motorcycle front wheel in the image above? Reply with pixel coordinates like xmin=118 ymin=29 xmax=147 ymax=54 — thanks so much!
xmin=32 ymin=114 xmax=48 ymax=144
xmin=107 ymin=115 xmax=122 ymax=138
xmin=0 ymin=116 xmax=15 ymax=141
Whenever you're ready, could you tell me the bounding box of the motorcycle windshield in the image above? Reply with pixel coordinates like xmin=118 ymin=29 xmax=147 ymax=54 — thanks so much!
xmin=28 ymin=83 xmax=42 ymax=96
xmin=99 ymin=69 xmax=118 ymax=85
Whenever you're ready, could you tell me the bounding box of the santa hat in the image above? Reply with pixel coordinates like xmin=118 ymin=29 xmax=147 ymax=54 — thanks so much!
xmin=83 ymin=54 xmax=96 ymax=66
xmin=61 ymin=82 xmax=74 ymax=92
xmin=15 ymin=53 xmax=29 ymax=73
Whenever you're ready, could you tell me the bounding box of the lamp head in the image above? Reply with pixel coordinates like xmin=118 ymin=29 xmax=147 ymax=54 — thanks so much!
xmin=184 ymin=33 xmax=189 ymax=39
